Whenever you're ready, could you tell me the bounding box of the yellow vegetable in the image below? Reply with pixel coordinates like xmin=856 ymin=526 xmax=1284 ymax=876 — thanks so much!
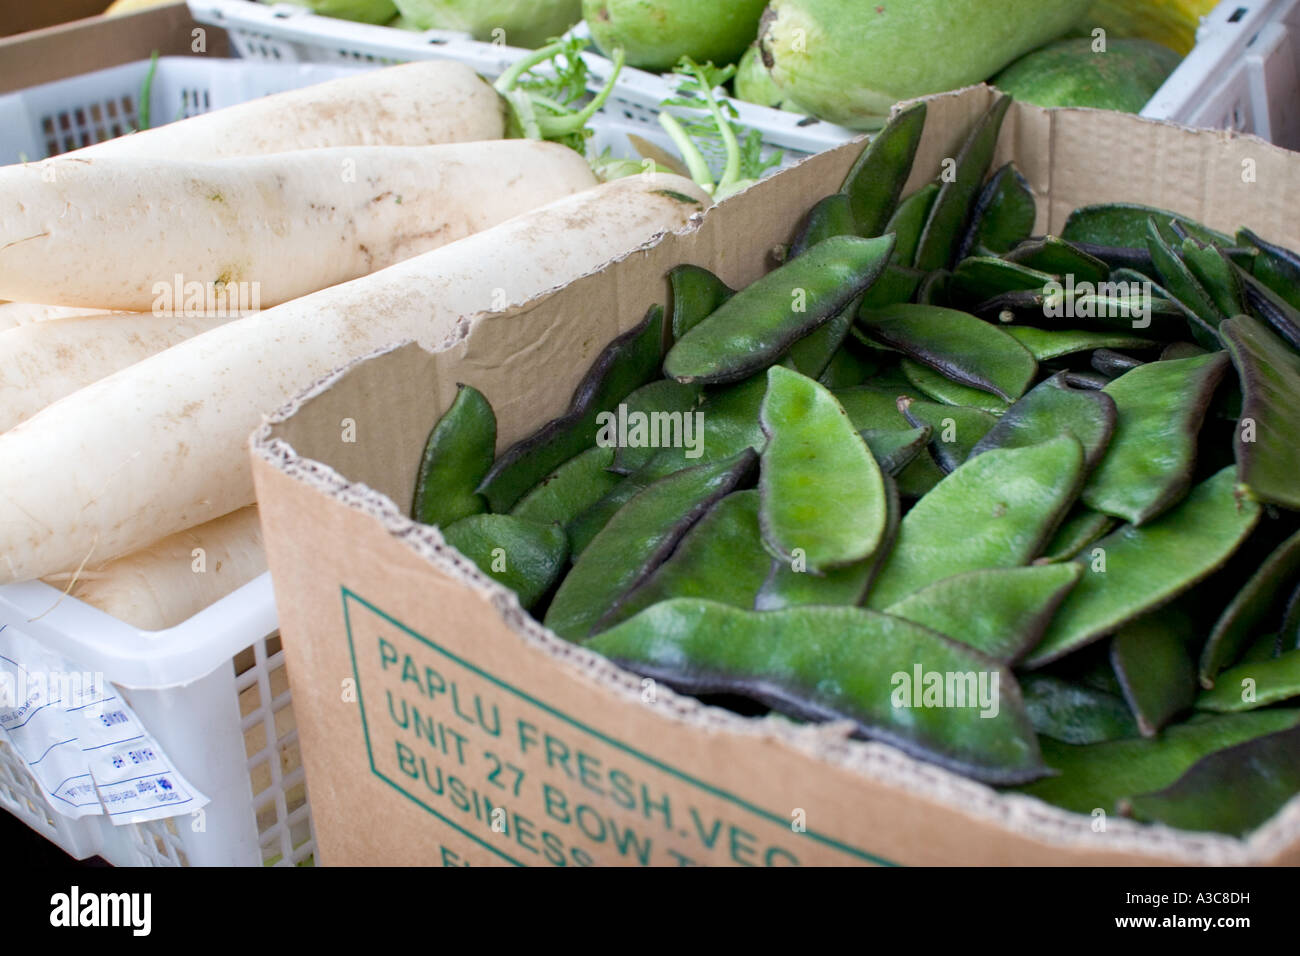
xmin=1086 ymin=0 xmax=1218 ymax=55
xmin=104 ymin=0 xmax=179 ymax=15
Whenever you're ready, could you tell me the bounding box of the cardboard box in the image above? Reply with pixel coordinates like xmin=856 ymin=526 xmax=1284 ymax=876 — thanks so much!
xmin=0 ymin=1 xmax=227 ymax=93
xmin=251 ymin=86 xmax=1300 ymax=866
xmin=0 ymin=0 xmax=109 ymax=38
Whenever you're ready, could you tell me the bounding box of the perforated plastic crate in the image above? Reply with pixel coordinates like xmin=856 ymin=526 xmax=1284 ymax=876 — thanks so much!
xmin=0 ymin=574 xmax=312 ymax=867
xmin=192 ymin=0 xmax=1300 ymax=155
xmin=187 ymin=0 xmax=859 ymax=162
xmin=0 ymin=57 xmax=376 ymax=865
xmin=1143 ymin=0 xmax=1300 ymax=149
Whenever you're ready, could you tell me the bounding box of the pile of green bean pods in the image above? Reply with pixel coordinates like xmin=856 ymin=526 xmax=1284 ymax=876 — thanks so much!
xmin=411 ymin=96 xmax=1300 ymax=838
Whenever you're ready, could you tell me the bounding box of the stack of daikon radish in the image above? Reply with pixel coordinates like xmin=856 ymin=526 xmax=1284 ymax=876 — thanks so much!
xmin=0 ymin=60 xmax=708 ymax=629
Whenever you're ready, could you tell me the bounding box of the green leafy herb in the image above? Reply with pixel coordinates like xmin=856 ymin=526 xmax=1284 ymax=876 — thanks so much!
xmin=494 ymin=36 xmax=625 ymax=154
xmin=657 ymin=57 xmax=781 ymax=201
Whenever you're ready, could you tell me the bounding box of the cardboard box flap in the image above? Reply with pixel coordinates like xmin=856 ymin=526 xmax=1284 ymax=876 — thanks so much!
xmin=253 ymin=87 xmax=1300 ymax=866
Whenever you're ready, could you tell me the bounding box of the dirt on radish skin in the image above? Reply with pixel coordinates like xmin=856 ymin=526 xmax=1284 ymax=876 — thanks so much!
xmin=0 ymin=310 xmax=241 ymax=432
xmin=0 ymin=141 xmax=598 ymax=311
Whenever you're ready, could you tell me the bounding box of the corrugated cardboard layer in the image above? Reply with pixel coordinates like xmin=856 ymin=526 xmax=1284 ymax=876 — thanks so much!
xmin=253 ymin=89 xmax=1300 ymax=866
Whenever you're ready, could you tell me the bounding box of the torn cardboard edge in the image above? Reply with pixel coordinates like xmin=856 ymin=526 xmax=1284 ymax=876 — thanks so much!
xmin=251 ymin=87 xmax=1300 ymax=865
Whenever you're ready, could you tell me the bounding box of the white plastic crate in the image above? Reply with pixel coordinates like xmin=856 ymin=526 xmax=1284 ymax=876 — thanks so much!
xmin=0 ymin=57 xmax=369 ymax=164
xmin=0 ymin=57 xmax=376 ymax=866
xmin=0 ymin=574 xmax=311 ymax=867
xmin=187 ymin=0 xmax=859 ymax=162
xmin=193 ymin=0 xmax=1300 ymax=156
xmin=1143 ymin=0 xmax=1300 ymax=149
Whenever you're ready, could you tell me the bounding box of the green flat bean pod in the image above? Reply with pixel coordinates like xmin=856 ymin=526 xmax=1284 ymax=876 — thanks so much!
xmin=664 ymin=234 xmax=896 ymax=385
xmin=1061 ymin=203 xmax=1234 ymax=250
xmin=1120 ymin=724 xmax=1300 ymax=837
xmin=1110 ymin=608 xmax=1197 ymax=737
xmin=916 ymin=268 xmax=951 ymax=307
xmin=866 ymin=435 xmax=1085 ymax=608
xmin=789 ymin=192 xmax=856 ymax=260
xmin=1080 ymin=352 xmax=1230 ymax=525
xmin=1003 ymin=237 xmax=1109 ymax=286
xmin=968 ymin=372 xmax=1116 ymax=471
xmin=1240 ymin=226 xmax=1300 ymax=316
xmin=832 ymin=385 xmax=948 ymax=496
xmin=839 ymin=101 xmax=927 ymax=238
xmin=509 ymin=445 xmax=622 ymax=527
xmin=883 ymin=184 xmax=939 ymax=269
xmin=547 ymin=449 xmax=757 ymax=640
xmin=949 ymin=257 xmax=1057 ymax=307
xmin=896 ymin=395 xmax=996 ymax=474
xmin=1017 ymin=709 xmax=1300 ymax=816
xmin=1239 ymin=227 xmax=1300 ymax=309
xmin=1236 ymin=264 xmax=1300 ymax=350
xmin=1181 ymin=238 xmax=1245 ymax=319
xmin=858 ymin=265 xmax=925 ymax=311
xmin=588 ymin=599 xmax=1047 ymax=785
xmin=600 ymin=490 xmax=769 ymax=630
xmin=1019 ymin=674 xmax=1139 ymax=745
xmin=608 ymin=378 xmax=703 ymax=475
xmin=782 ymin=300 xmax=858 ymax=379
xmin=1062 ymin=370 xmax=1110 ymax=391
xmin=1089 ymin=348 xmax=1145 ymax=379
xmin=1197 ymin=648 xmax=1300 ymax=713
xmin=1239 ymin=630 xmax=1285 ymax=665
xmin=440 ymin=514 xmax=568 ymax=610
xmin=957 ymin=162 xmax=1035 ymax=260
xmin=900 ymin=359 xmax=1010 ymax=415
xmin=1003 ymin=327 xmax=1156 ymax=363
xmin=1160 ymin=340 xmax=1209 ymax=361
xmin=1220 ymin=315 xmax=1300 ymax=510
xmin=817 ymin=342 xmax=883 ymax=388
xmin=755 ymin=476 xmax=900 ymax=611
xmin=759 ymin=366 xmax=888 ymax=570
xmin=479 ymin=306 xmax=665 ymax=512
xmin=668 ymin=264 xmax=735 ymax=340
xmin=606 ymin=372 xmax=769 ymax=499
xmin=858 ymin=303 xmax=1038 ymax=402
xmin=1282 ymin=585 xmax=1300 ymax=652
xmin=1037 ymin=507 xmax=1117 ymax=563
xmin=859 ymin=426 xmax=933 ymax=476
xmin=981 ymin=287 xmax=1188 ymax=339
xmin=566 ymin=463 xmax=665 ymax=557
xmin=1199 ymin=528 xmax=1300 ymax=687
xmin=1145 ymin=218 xmax=1224 ymax=331
xmin=1024 ymin=466 xmax=1262 ymax=668
xmin=883 ymin=563 xmax=1082 ymax=664
xmin=1067 ymin=241 xmax=1156 ymax=276
xmin=412 ymin=383 xmax=495 ymax=529
xmin=914 ymin=94 xmax=1011 ymax=272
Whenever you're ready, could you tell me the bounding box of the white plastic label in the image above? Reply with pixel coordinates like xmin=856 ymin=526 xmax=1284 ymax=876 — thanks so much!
xmin=0 ymin=624 xmax=209 ymax=824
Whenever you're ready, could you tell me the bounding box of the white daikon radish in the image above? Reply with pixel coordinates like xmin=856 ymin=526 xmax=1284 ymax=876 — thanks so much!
xmin=0 ymin=311 xmax=239 ymax=431
xmin=0 ymin=141 xmax=598 ymax=310
xmin=68 ymin=61 xmax=506 ymax=161
xmin=53 ymin=507 xmax=266 ymax=631
xmin=0 ymin=174 xmax=709 ymax=582
xmin=0 ymin=303 xmax=114 ymax=330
